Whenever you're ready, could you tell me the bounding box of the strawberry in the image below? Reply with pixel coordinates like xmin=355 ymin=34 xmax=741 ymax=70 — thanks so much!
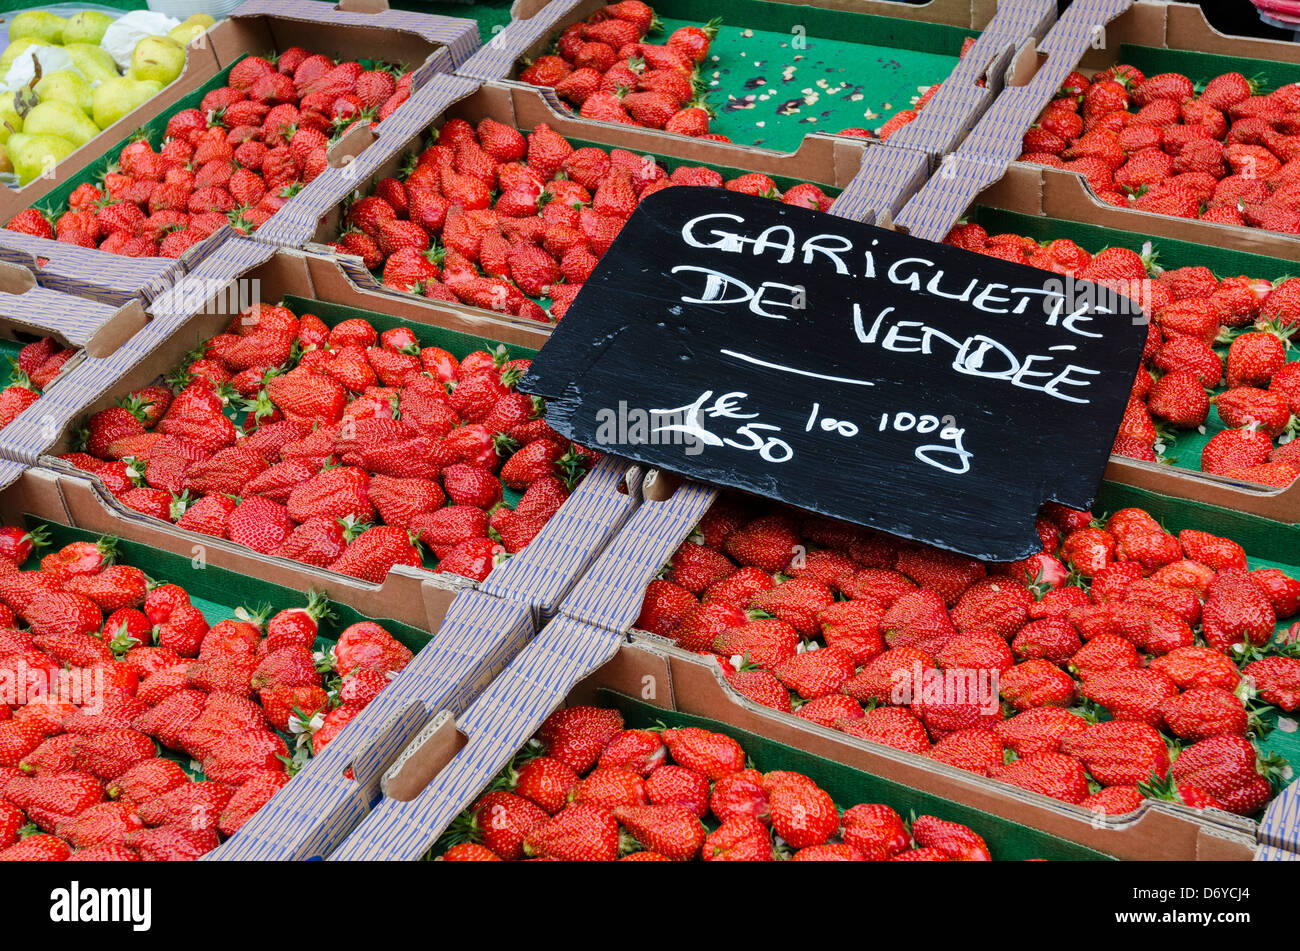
xmin=507 ymin=756 xmax=580 ymax=816
xmin=523 ymin=802 xmax=619 ymax=861
xmin=771 ymin=646 xmax=855 ymax=700
xmin=1244 ymin=656 xmax=1300 ymax=711
xmin=911 ymin=814 xmax=991 ymax=861
xmin=1202 ymin=568 xmax=1276 ymax=652
xmin=323 ymin=621 xmax=409 ymax=679
xmin=1082 ymin=785 xmax=1145 ymax=815
xmin=793 ymin=694 xmax=862 ymax=729
xmin=1171 ymin=735 xmax=1282 ymax=815
xmin=1060 ymin=720 xmax=1170 ymax=785
xmin=659 ymin=726 xmax=744 ymax=780
xmin=841 ymin=803 xmax=910 ymax=858
xmin=926 ymin=729 xmax=1005 ymax=776
xmin=1147 ymin=370 xmax=1209 ymax=427
xmin=124 ymin=826 xmax=218 ymax=861
xmin=951 ymin=577 xmax=1032 ymax=637
xmin=0 ymin=834 xmax=71 ymax=861
xmin=765 ymin=779 xmax=838 ymax=850
xmin=463 ymin=791 xmax=552 ymax=863
xmin=999 ymin=659 xmax=1077 ymax=710
xmin=726 ymin=666 xmax=792 ymax=713
xmin=747 ymin=579 xmax=835 ymax=635
xmin=1160 ymin=686 xmax=1250 ymax=740
xmin=833 ymin=706 xmax=930 ymax=753
xmin=988 ymin=752 xmax=1089 ymax=804
xmin=613 ymin=803 xmax=706 ymax=860
xmin=879 ymin=589 xmax=955 ymax=654
xmin=711 ymin=618 xmax=798 ymax=669
xmin=1201 ymin=428 xmax=1273 ymax=474
xmin=6 ymin=209 xmax=53 ymax=239
xmin=227 ymin=497 xmax=294 ymax=555
xmin=723 ymin=514 xmax=799 ymax=573
xmin=71 ymin=729 xmax=157 ymax=780
xmin=993 ymin=707 xmax=1087 ymax=757
xmin=1227 ymin=327 xmax=1291 ymax=389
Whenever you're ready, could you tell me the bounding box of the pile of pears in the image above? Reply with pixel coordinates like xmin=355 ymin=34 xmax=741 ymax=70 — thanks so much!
xmin=1 ymin=9 xmax=214 ymax=184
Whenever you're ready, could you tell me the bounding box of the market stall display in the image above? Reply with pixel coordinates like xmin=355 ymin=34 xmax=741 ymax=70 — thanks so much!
xmin=2 ymin=0 xmax=1300 ymax=881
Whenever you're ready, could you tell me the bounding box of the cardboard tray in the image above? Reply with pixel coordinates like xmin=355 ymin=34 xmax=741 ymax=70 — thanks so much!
xmin=0 ymin=457 xmax=541 ymax=861
xmin=289 ymin=71 xmax=929 ymax=325
xmin=0 ymin=238 xmax=643 ymax=622
xmin=510 ymin=469 xmax=1300 ymax=858
xmin=893 ymin=162 xmax=1300 ymax=522
xmin=0 ymin=255 xmax=150 ymax=442
xmin=322 ymin=616 xmax=1260 ymax=861
xmin=901 ymin=0 xmax=1300 ymax=254
xmin=0 ymin=0 xmax=481 ymax=304
xmin=455 ymin=0 xmax=1056 ymax=166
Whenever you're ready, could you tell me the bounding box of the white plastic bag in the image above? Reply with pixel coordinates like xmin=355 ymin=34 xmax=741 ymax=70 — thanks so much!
xmin=100 ymin=9 xmax=181 ymax=70
xmin=3 ymin=45 xmax=81 ymax=94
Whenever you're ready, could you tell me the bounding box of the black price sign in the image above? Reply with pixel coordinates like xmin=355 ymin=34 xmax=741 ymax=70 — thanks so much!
xmin=522 ymin=189 xmax=1146 ymax=561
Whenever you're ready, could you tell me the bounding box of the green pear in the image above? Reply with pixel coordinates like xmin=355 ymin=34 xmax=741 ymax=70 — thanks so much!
xmin=0 ymin=39 xmax=44 ymax=74
xmin=168 ymin=22 xmax=208 ymax=48
xmin=8 ymin=132 xmax=77 ymax=184
xmin=61 ymin=10 xmax=114 ymax=46
xmin=0 ymin=93 xmax=21 ymax=145
xmin=22 ymin=99 xmax=99 ymax=147
xmin=128 ymin=36 xmax=185 ymax=86
xmin=91 ymin=75 xmax=161 ymax=130
xmin=9 ymin=12 xmax=67 ymax=46
xmin=34 ymin=69 xmax=94 ymax=116
xmin=63 ymin=43 xmax=120 ymax=84
xmin=0 ymin=144 xmax=12 ymax=176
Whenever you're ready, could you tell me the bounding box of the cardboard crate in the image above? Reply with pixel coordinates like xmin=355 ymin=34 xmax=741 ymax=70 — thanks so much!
xmin=0 ymin=0 xmax=481 ymax=304
xmin=0 ymin=256 xmax=148 ymax=359
xmin=0 ymin=457 xmax=541 ymax=861
xmin=290 ymin=71 xmax=929 ymax=326
xmin=893 ymin=161 xmax=1300 ymax=521
xmin=905 ymin=0 xmax=1300 ymax=257
xmin=0 ymin=8 xmax=221 ymax=227
xmin=455 ymin=0 xmax=1056 ymax=167
xmin=463 ymin=469 xmax=1300 ymax=859
xmin=323 ymin=614 xmax=1263 ymax=860
xmin=0 ymin=257 xmax=150 ymax=448
xmin=0 ymin=238 xmax=642 ymax=623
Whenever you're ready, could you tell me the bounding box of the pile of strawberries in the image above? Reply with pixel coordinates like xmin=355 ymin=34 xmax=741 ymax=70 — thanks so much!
xmin=634 ymin=493 xmax=1299 ymax=816
xmin=944 ymin=223 xmax=1300 ymax=487
xmin=0 ymin=529 xmax=413 ymax=861
xmin=0 ymin=336 xmax=76 ymax=432
xmin=329 ymin=117 xmax=834 ymax=321
xmin=1019 ymin=64 xmax=1300 ymax=232
xmin=438 ymin=704 xmax=1000 ymax=860
xmin=4 ymin=49 xmax=412 ymax=258
xmin=518 ymin=1 xmax=719 ymax=138
xmin=56 ymin=304 xmax=591 ymax=584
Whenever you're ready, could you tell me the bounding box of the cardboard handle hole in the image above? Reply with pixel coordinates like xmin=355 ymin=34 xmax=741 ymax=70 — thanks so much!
xmin=329 ymin=122 xmax=376 ymax=168
xmin=1009 ymin=47 xmax=1046 ymax=89
xmin=641 ymin=469 xmax=684 ymax=502
xmin=0 ymin=260 xmax=37 ymax=296
xmin=335 ymin=0 xmax=390 ymax=13
xmin=380 ymin=711 xmax=467 ymax=802
xmin=84 ymin=301 xmax=150 ymax=360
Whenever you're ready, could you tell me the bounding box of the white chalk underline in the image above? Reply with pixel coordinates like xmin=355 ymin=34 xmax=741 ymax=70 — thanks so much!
xmin=719 ymin=349 xmax=876 ymax=386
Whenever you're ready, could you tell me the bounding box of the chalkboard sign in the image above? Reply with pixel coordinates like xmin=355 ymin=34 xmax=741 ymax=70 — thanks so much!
xmin=522 ymin=189 xmax=1147 ymax=561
